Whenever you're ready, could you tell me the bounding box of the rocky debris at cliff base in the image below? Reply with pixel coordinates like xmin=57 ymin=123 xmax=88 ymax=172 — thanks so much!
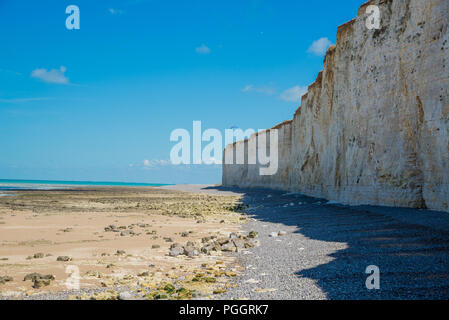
xmin=168 ymin=231 xmax=259 ymax=258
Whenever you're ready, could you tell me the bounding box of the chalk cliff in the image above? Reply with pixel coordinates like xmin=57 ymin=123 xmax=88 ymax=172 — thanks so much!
xmin=222 ymin=0 xmax=449 ymax=212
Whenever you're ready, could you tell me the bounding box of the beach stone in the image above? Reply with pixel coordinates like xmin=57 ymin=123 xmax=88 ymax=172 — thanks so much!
xmin=181 ymin=232 xmax=189 ymax=237
xmin=278 ymin=231 xmax=287 ymax=236
xmin=229 ymin=233 xmax=238 ymax=239
xmin=120 ymin=230 xmax=134 ymax=236
xmin=269 ymin=232 xmax=278 ymax=238
xmin=0 ymin=276 xmax=13 ymax=284
xmin=23 ymin=273 xmax=55 ymax=282
xmin=118 ymin=291 xmax=133 ymax=300
xmin=201 ymin=236 xmax=211 ymax=243
xmin=217 ymin=237 xmax=229 ymax=245
xmin=33 ymin=279 xmax=50 ymax=289
xmin=104 ymin=225 xmax=118 ymax=232
xmin=169 ymin=246 xmax=184 ymax=257
xmin=248 ymin=231 xmax=258 ymax=238
xmin=56 ymin=256 xmax=72 ymax=262
xmin=221 ymin=242 xmax=236 ymax=252
xmin=200 ymin=245 xmax=211 ymax=255
xmin=184 ymin=246 xmax=199 ymax=257
xmin=151 ymin=244 xmax=160 ymax=249
xmin=232 ymin=239 xmax=245 ymax=249
xmin=33 ymin=253 xmax=44 ymax=259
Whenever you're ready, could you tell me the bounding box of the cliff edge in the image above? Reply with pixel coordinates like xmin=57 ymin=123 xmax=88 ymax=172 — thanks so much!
xmin=222 ymin=0 xmax=449 ymax=212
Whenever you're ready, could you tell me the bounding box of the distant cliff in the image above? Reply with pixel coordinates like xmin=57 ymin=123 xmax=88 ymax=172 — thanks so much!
xmin=223 ymin=0 xmax=449 ymax=212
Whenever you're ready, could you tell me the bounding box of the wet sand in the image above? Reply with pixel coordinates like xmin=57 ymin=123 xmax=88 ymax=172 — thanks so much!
xmin=0 ymin=186 xmax=247 ymax=299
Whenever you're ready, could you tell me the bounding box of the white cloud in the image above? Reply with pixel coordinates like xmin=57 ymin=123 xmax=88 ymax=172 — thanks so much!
xmin=279 ymin=85 xmax=308 ymax=102
xmin=108 ymin=8 xmax=124 ymax=15
xmin=31 ymin=66 xmax=69 ymax=84
xmin=307 ymin=37 xmax=333 ymax=56
xmin=143 ymin=159 xmax=171 ymax=168
xmin=195 ymin=44 xmax=211 ymax=55
xmin=242 ymin=85 xmax=276 ymax=96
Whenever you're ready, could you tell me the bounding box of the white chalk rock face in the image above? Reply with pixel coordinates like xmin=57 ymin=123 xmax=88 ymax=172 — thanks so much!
xmin=223 ymin=0 xmax=449 ymax=213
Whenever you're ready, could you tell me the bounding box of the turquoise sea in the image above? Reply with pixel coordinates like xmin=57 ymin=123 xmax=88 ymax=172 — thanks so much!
xmin=0 ymin=179 xmax=172 ymax=191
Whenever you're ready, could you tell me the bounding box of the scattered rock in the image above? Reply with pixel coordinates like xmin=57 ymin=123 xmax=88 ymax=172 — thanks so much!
xmin=118 ymin=291 xmax=133 ymax=300
xmin=184 ymin=246 xmax=199 ymax=257
xmin=33 ymin=253 xmax=45 ymax=259
xmin=56 ymin=256 xmax=72 ymax=262
xmin=248 ymin=231 xmax=258 ymax=238
xmin=0 ymin=276 xmax=13 ymax=284
xmin=278 ymin=231 xmax=287 ymax=236
xmin=169 ymin=245 xmax=184 ymax=257
xmin=24 ymin=273 xmax=55 ymax=289
xmin=269 ymin=232 xmax=278 ymax=238
xmin=104 ymin=225 xmax=119 ymax=232
xmin=221 ymin=242 xmax=236 ymax=252
xmin=120 ymin=230 xmax=135 ymax=236
xmin=151 ymin=244 xmax=160 ymax=249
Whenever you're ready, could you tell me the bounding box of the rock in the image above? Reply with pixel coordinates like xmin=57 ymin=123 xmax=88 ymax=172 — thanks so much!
xmin=104 ymin=225 xmax=119 ymax=232
xmin=118 ymin=291 xmax=133 ymax=300
xmin=278 ymin=231 xmax=287 ymax=236
xmin=164 ymin=237 xmax=174 ymax=242
xmin=248 ymin=231 xmax=258 ymax=238
xmin=33 ymin=253 xmax=44 ymax=259
xmin=116 ymin=250 xmax=126 ymax=255
xmin=229 ymin=233 xmax=238 ymax=239
xmin=169 ymin=246 xmax=184 ymax=257
xmin=181 ymin=232 xmax=189 ymax=237
xmin=269 ymin=232 xmax=278 ymax=238
xmin=138 ymin=271 xmax=150 ymax=277
xmin=217 ymin=237 xmax=229 ymax=245
xmin=0 ymin=276 xmax=13 ymax=284
xmin=221 ymin=242 xmax=236 ymax=252
xmin=184 ymin=246 xmax=199 ymax=257
xmin=33 ymin=279 xmax=50 ymax=289
xmin=200 ymin=245 xmax=211 ymax=255
xmin=24 ymin=273 xmax=55 ymax=285
xmin=232 ymin=239 xmax=245 ymax=249
xmin=185 ymin=241 xmax=196 ymax=247
xmin=169 ymin=243 xmax=182 ymax=249
xmin=201 ymin=236 xmax=211 ymax=243
xmin=120 ymin=230 xmax=134 ymax=236
xmin=56 ymin=256 xmax=72 ymax=262
xmin=151 ymin=244 xmax=160 ymax=249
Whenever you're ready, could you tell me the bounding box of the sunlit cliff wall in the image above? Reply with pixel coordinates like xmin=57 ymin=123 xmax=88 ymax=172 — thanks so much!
xmin=222 ymin=0 xmax=449 ymax=212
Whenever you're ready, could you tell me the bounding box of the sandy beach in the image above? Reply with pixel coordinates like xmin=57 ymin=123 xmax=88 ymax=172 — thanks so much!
xmin=0 ymin=186 xmax=253 ymax=300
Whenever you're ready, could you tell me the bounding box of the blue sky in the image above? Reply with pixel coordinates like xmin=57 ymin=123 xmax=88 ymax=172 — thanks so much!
xmin=0 ymin=0 xmax=366 ymax=184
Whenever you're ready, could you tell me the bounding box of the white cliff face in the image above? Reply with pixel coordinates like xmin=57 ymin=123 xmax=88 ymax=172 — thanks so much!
xmin=223 ymin=0 xmax=449 ymax=212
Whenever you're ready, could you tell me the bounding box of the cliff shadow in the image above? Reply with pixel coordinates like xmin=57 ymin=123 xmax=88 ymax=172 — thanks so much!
xmin=204 ymin=185 xmax=449 ymax=300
